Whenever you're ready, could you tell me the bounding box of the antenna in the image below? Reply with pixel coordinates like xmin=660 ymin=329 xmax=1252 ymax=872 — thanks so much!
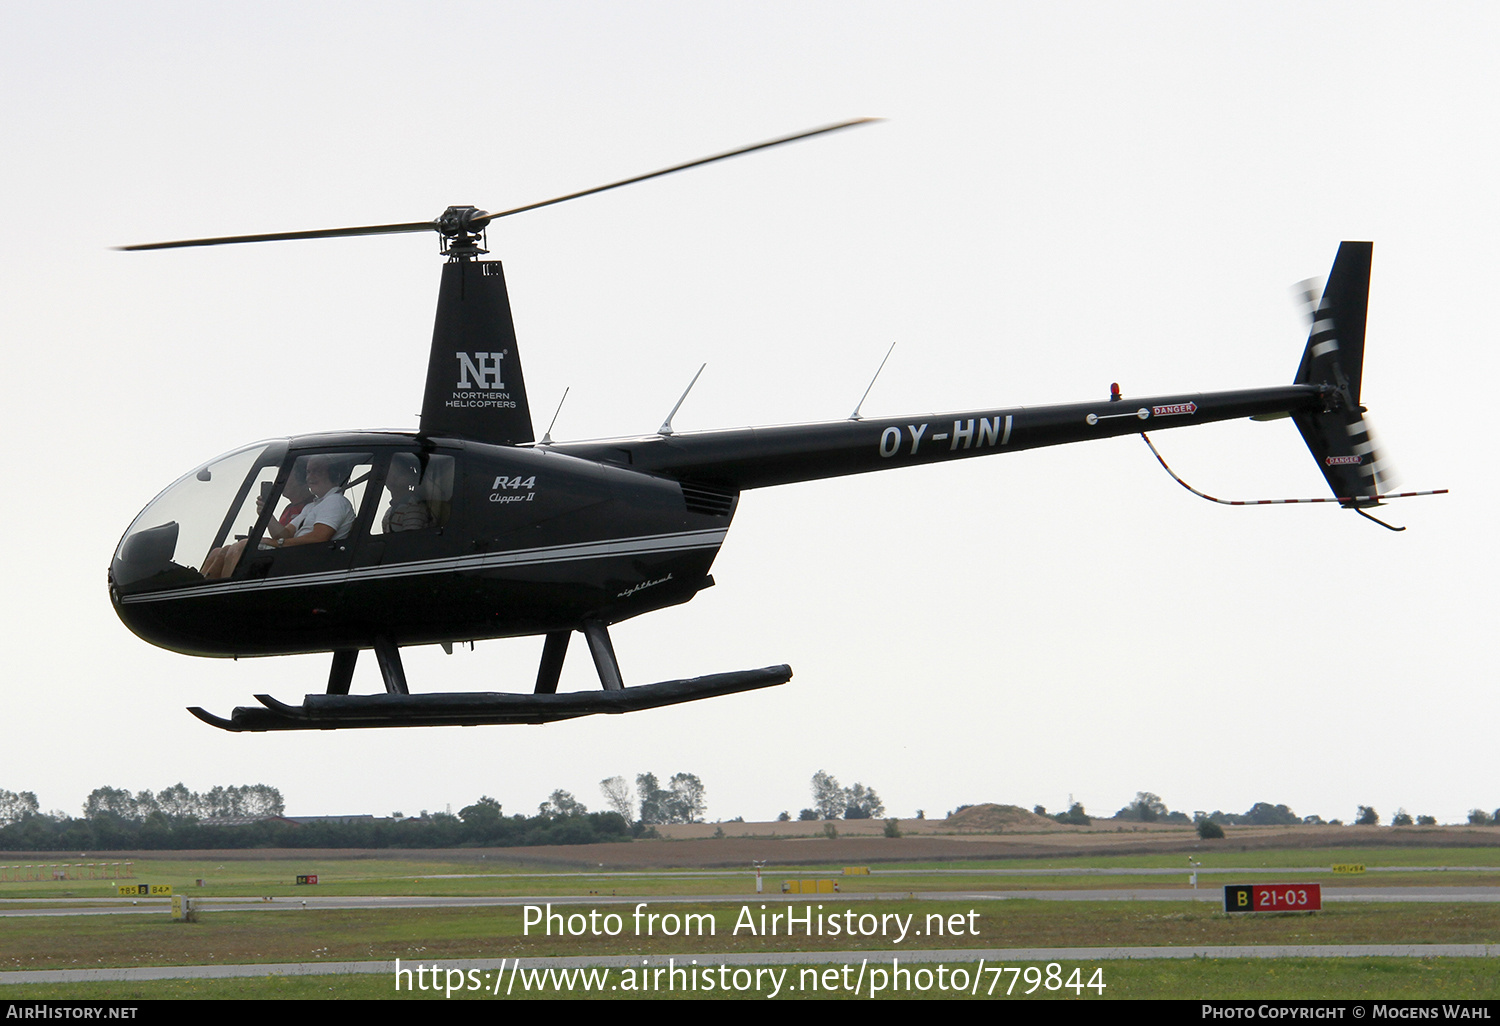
xmin=658 ymin=364 xmax=706 ymax=436
xmin=539 ymin=387 xmax=570 ymax=445
xmin=849 ymin=342 xmax=896 ymax=420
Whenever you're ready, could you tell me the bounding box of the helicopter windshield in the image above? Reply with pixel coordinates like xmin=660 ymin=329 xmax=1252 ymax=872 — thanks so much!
xmin=112 ymin=441 xmax=285 ymax=591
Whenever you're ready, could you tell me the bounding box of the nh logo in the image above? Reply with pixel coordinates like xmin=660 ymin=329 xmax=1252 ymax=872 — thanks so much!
xmin=456 ymin=352 xmax=505 ymax=390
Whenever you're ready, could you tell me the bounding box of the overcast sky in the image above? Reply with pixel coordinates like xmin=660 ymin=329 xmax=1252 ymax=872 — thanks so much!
xmin=0 ymin=2 xmax=1493 ymax=826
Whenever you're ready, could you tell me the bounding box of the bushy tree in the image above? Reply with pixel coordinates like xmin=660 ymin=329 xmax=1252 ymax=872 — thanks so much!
xmin=811 ymin=771 xmax=846 ymax=820
xmin=1116 ymin=792 xmax=1167 ymax=822
xmin=538 ymin=790 xmax=587 ymax=819
xmin=155 ymin=784 xmax=200 ymax=818
xmin=635 ymin=772 xmax=705 ymax=824
xmin=1243 ymin=802 xmax=1299 ymax=826
xmin=1390 ymin=808 xmax=1414 ymax=827
xmin=1416 ymin=815 xmax=1437 ymax=826
xmin=637 ymin=773 xmax=667 ymax=825
xmin=1054 ymin=803 xmax=1091 ymax=826
xmin=599 ymin=776 xmax=634 ymax=821
xmin=83 ymin=786 xmax=138 ymax=820
xmin=666 ymin=773 xmax=706 ymax=823
xmin=798 ymin=808 xmax=818 ymax=821
xmin=844 ymin=783 xmax=885 ymax=820
xmin=202 ymin=786 xmax=242 ymax=817
xmin=1467 ymin=809 xmax=1493 ymax=826
xmin=460 ymin=796 xmax=503 ymax=825
xmin=0 ymin=789 xmax=39 ymax=827
xmin=1197 ymin=819 xmax=1225 ymax=839
xmin=1356 ymin=806 xmax=1380 ymax=826
xmin=198 ymin=784 xmax=284 ymax=819
xmin=253 ymin=785 xmax=285 ymax=816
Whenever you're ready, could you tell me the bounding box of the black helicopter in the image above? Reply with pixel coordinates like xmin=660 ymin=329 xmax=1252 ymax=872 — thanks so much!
xmin=111 ymin=120 xmax=1420 ymax=732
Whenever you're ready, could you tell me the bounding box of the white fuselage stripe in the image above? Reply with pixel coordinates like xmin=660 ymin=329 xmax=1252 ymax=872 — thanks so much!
xmin=119 ymin=529 xmax=728 ymax=604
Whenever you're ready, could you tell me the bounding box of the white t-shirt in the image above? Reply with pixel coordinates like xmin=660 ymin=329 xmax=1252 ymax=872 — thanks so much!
xmin=288 ymin=489 xmax=355 ymax=540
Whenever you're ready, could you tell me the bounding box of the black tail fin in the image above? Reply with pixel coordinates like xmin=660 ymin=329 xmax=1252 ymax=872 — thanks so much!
xmin=1289 ymin=241 xmax=1392 ymax=504
xmin=417 ymin=260 xmax=535 ymax=445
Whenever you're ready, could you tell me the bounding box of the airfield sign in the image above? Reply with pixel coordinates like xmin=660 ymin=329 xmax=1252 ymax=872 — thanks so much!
xmin=1224 ymin=883 xmax=1322 ymax=912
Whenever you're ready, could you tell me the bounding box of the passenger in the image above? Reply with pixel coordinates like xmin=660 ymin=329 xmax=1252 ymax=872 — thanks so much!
xmin=382 ymin=453 xmax=436 ymax=533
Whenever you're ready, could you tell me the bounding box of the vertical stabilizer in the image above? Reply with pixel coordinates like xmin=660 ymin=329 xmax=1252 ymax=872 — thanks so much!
xmin=1290 ymin=242 xmax=1387 ymax=503
xmin=418 ymin=260 xmax=535 ymax=445
xmin=1294 ymin=241 xmax=1371 ymax=407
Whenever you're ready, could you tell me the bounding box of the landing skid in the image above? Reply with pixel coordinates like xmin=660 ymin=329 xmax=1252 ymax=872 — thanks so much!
xmin=188 ymin=666 xmax=792 ymax=731
xmin=188 ymin=620 xmax=792 ymax=731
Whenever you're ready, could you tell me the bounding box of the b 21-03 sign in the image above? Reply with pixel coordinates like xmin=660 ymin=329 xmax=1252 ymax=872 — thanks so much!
xmin=1224 ymin=884 xmax=1322 ymax=912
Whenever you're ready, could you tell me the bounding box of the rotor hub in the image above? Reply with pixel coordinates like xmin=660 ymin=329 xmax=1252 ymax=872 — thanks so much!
xmin=435 ymin=206 xmax=491 ymax=260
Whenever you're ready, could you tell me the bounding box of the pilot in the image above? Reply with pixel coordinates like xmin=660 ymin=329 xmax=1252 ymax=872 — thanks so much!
xmin=201 ymin=461 xmax=316 ymax=580
xmin=264 ymin=455 xmax=356 ymax=548
xmin=273 ymin=462 xmax=314 ymax=529
xmin=381 ymin=453 xmax=436 ymax=533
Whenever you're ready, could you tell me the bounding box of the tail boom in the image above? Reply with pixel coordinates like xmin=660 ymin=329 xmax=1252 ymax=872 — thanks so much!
xmin=552 ymin=384 xmax=1326 ymax=491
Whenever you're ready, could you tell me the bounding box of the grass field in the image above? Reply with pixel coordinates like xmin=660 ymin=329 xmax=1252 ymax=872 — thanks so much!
xmin=1 ymin=839 xmax=1496 ymax=1000
xmin=4 ymin=846 xmax=1498 ymax=900
xmin=3 ymin=901 xmax=1498 ymax=970
xmin=3 ymin=958 xmax=1498 ymax=1001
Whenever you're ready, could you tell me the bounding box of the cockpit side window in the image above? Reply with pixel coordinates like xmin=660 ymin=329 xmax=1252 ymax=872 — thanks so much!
xmin=226 ymin=452 xmax=377 ymax=582
xmin=369 ymin=453 xmax=455 ymax=535
xmin=221 ymin=465 xmax=284 ymax=552
xmin=279 ymin=453 xmax=375 ymax=544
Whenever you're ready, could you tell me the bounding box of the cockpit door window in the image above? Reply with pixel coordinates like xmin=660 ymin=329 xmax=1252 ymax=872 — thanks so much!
xmin=369 ymin=453 xmax=455 ymax=535
xmin=239 ymin=452 xmax=376 ymax=581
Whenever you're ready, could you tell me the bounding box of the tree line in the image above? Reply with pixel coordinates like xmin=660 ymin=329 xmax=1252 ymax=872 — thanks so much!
xmin=596 ymin=773 xmax=708 ymax=827
xmin=4 ymin=781 xmax=1492 ymax=852
xmin=0 ymin=785 xmax=629 ymax=852
xmin=1030 ymin=792 xmax=1500 ymax=836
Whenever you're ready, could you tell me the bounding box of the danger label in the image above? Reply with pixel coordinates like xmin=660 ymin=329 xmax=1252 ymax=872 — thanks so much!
xmin=1151 ymin=402 xmax=1197 ymax=417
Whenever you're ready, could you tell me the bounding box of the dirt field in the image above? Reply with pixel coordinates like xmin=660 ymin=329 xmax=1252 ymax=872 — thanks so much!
xmin=6 ymin=820 xmax=1496 ymax=870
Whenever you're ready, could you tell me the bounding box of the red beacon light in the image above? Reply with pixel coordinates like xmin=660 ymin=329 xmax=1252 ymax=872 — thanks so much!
xmin=1109 ymin=382 xmax=1122 ymax=402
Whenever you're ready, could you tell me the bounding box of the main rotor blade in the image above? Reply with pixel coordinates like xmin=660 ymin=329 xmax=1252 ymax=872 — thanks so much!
xmin=481 ymin=117 xmax=882 ymax=222
xmin=117 ymin=117 xmax=880 ymax=251
xmin=118 ymin=220 xmax=438 ymax=251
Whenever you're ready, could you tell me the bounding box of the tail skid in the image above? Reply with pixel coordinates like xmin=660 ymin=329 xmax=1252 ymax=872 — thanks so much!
xmin=1140 ymin=432 xmax=1447 ymax=528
